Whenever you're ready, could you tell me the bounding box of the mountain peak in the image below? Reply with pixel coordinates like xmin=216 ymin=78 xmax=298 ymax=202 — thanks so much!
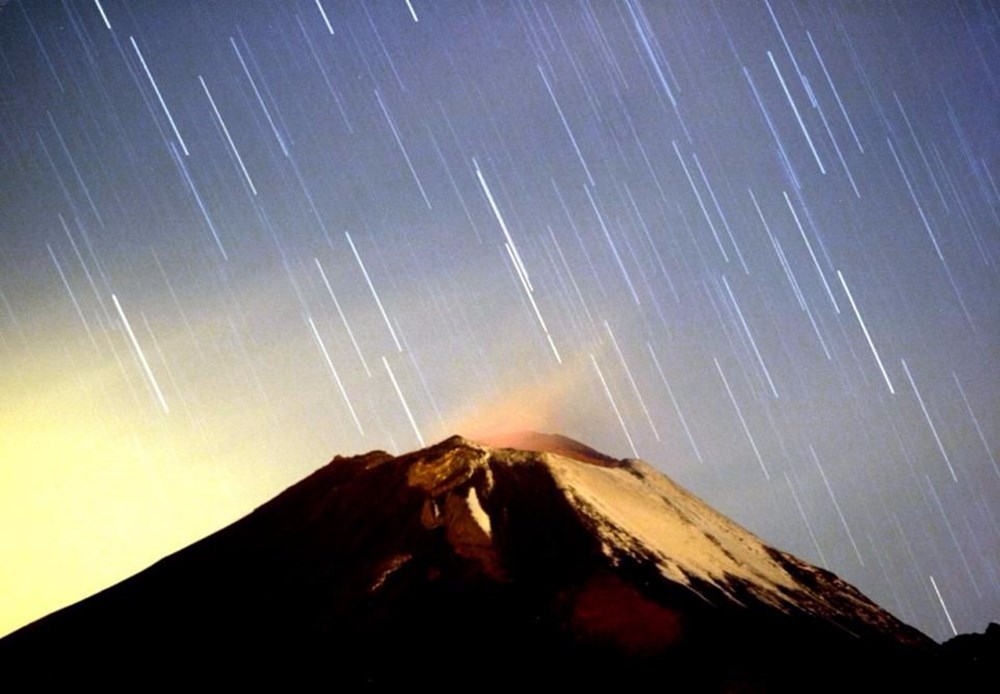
xmin=1 ymin=433 xmax=950 ymax=688
xmin=466 ymin=430 xmax=625 ymax=466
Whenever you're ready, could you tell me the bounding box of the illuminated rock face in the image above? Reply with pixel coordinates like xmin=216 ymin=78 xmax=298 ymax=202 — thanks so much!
xmin=0 ymin=434 xmax=963 ymax=690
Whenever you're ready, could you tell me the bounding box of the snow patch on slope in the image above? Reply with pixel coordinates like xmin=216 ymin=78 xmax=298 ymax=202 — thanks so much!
xmin=467 ymin=486 xmax=491 ymax=537
xmin=370 ymin=554 xmax=411 ymax=593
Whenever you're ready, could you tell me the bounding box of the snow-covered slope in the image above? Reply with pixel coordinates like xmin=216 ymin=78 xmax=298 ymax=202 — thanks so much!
xmin=407 ymin=434 xmax=929 ymax=647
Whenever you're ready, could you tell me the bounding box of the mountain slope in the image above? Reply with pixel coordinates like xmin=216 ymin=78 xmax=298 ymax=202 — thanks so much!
xmin=0 ymin=434 xmax=955 ymax=689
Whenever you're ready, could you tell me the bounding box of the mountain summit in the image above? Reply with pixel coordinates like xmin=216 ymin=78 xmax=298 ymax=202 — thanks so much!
xmin=0 ymin=434 xmax=978 ymax=689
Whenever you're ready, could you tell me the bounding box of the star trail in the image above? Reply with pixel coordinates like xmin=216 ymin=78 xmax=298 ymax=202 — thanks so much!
xmin=0 ymin=0 xmax=997 ymax=644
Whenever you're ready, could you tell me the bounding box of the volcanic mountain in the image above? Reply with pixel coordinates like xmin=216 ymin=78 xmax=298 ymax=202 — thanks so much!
xmin=0 ymin=433 xmax=982 ymax=689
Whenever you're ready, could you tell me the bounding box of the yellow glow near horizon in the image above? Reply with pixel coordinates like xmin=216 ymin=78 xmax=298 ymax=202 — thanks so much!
xmin=0 ymin=344 xmax=315 ymax=637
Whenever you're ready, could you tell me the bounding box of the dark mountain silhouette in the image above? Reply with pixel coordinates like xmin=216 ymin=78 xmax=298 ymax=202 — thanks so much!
xmin=0 ymin=433 xmax=992 ymax=690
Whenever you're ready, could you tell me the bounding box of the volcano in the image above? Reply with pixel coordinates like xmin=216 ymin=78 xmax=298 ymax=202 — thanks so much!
xmin=0 ymin=434 xmax=986 ymax=689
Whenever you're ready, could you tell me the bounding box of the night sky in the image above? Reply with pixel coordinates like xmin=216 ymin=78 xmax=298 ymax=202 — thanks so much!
xmin=1 ymin=0 xmax=997 ymax=643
